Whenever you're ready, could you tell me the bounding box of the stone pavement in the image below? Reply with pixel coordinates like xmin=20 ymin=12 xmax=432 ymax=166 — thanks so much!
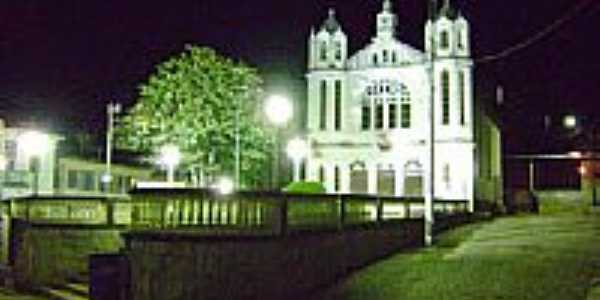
xmin=0 ymin=288 xmax=47 ymax=300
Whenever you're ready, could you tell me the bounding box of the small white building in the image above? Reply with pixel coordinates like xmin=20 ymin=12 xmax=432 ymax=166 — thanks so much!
xmin=0 ymin=122 xmax=61 ymax=199
xmin=305 ymin=1 xmax=477 ymax=205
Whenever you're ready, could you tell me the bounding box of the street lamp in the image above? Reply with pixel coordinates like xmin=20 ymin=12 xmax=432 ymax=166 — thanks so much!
xmin=104 ymin=102 xmax=121 ymax=190
xmin=286 ymin=137 xmax=309 ymax=182
xmin=563 ymin=115 xmax=577 ymax=129
xmin=18 ymin=130 xmax=51 ymax=196
xmin=265 ymin=95 xmax=293 ymax=189
xmin=215 ymin=176 xmax=234 ymax=195
xmin=159 ymin=144 xmax=181 ymax=183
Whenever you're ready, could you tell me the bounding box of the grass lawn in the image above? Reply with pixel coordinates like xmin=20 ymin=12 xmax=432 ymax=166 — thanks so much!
xmin=0 ymin=288 xmax=47 ymax=300
xmin=316 ymin=211 xmax=600 ymax=300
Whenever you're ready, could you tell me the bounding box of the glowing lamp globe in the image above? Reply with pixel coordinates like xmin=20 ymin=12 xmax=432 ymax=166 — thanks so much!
xmin=159 ymin=144 xmax=182 ymax=167
xmin=265 ymin=95 xmax=293 ymax=126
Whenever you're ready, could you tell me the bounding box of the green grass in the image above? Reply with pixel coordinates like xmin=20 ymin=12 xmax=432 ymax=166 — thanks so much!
xmin=317 ymin=212 xmax=600 ymax=300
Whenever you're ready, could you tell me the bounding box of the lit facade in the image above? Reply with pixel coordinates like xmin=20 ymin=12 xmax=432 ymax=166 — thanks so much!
xmin=305 ymin=1 xmax=475 ymax=203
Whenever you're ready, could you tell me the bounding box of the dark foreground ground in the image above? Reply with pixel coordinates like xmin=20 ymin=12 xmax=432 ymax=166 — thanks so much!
xmin=314 ymin=209 xmax=600 ymax=300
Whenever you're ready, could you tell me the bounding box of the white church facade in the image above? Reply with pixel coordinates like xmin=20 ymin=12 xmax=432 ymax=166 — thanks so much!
xmin=304 ymin=0 xmax=481 ymax=205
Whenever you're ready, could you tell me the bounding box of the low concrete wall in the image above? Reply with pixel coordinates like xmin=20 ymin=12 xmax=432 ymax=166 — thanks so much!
xmin=118 ymin=220 xmax=423 ymax=300
xmin=11 ymin=221 xmax=123 ymax=288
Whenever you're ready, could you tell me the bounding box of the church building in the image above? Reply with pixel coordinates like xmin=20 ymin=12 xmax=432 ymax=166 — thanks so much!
xmin=304 ymin=0 xmax=500 ymax=210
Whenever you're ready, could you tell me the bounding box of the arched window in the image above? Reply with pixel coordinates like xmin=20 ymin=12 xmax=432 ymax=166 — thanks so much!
xmin=362 ymin=80 xmax=411 ymax=130
xmin=400 ymin=85 xmax=411 ymax=128
xmin=383 ymin=50 xmax=389 ymax=63
xmin=457 ymin=30 xmax=464 ymax=50
xmin=373 ymin=53 xmax=379 ymax=66
xmin=441 ymin=70 xmax=450 ymax=125
xmin=334 ymin=42 xmax=342 ymax=60
xmin=320 ymin=42 xmax=328 ymax=60
xmin=440 ymin=31 xmax=449 ymax=49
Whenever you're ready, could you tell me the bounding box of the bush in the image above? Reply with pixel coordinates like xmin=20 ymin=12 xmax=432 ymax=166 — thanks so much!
xmin=284 ymin=181 xmax=326 ymax=194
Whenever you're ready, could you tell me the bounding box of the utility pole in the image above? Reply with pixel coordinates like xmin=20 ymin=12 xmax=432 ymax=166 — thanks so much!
xmin=104 ymin=102 xmax=121 ymax=191
xmin=425 ymin=0 xmax=438 ymax=247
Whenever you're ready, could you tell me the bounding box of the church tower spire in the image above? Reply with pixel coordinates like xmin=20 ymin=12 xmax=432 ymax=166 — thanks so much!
xmin=376 ymin=0 xmax=397 ymax=40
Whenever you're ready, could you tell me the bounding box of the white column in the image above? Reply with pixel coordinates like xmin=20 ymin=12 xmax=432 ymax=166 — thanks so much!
xmin=395 ymin=162 xmax=404 ymax=197
xmin=465 ymin=67 xmax=474 ymax=128
xmin=368 ymin=164 xmax=378 ymax=194
xmin=341 ymin=163 xmax=351 ymax=194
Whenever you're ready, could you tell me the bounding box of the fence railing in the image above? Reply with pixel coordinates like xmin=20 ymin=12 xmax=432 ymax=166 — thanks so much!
xmin=1 ymin=190 xmax=470 ymax=235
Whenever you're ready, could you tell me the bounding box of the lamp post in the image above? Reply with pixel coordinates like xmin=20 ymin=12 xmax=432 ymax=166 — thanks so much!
xmin=18 ymin=130 xmax=50 ymax=196
xmin=160 ymin=144 xmax=181 ymax=183
xmin=104 ymin=102 xmax=121 ymax=190
xmin=286 ymin=137 xmax=309 ymax=182
xmin=265 ymin=95 xmax=293 ymax=189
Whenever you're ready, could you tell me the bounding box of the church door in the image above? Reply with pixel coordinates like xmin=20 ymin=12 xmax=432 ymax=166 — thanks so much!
xmin=404 ymin=161 xmax=423 ymax=197
xmin=350 ymin=161 xmax=368 ymax=194
xmin=377 ymin=169 xmax=395 ymax=196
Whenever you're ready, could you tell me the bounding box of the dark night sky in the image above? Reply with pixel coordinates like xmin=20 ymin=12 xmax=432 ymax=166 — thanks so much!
xmin=0 ymin=0 xmax=599 ymax=152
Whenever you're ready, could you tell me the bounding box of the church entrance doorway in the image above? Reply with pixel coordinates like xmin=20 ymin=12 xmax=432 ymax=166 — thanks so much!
xmin=350 ymin=161 xmax=368 ymax=194
xmin=404 ymin=161 xmax=423 ymax=197
xmin=377 ymin=167 xmax=395 ymax=196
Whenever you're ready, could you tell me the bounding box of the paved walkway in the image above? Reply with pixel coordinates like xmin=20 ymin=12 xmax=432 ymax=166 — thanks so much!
xmin=315 ymin=212 xmax=600 ymax=300
xmin=0 ymin=288 xmax=47 ymax=300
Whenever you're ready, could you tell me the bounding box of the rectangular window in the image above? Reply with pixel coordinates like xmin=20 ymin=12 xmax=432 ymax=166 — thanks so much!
xmin=442 ymin=71 xmax=450 ymax=125
xmin=375 ymin=103 xmax=384 ymax=130
xmin=459 ymin=71 xmax=466 ymax=126
xmin=67 ymin=170 xmax=78 ymax=189
xmin=334 ymin=42 xmax=342 ymax=60
xmin=389 ymin=103 xmax=397 ymax=129
xmin=362 ymin=104 xmax=371 ymax=131
xmin=401 ymin=104 xmax=411 ymax=128
xmin=383 ymin=50 xmax=389 ymax=63
xmin=320 ymin=80 xmax=327 ymax=130
xmin=83 ymin=171 xmax=95 ymax=191
xmin=334 ymin=80 xmax=342 ymax=131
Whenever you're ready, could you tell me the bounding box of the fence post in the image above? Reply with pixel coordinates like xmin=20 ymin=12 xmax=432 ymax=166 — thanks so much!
xmin=404 ymin=199 xmax=411 ymax=219
xmin=376 ymin=196 xmax=383 ymax=225
xmin=338 ymin=194 xmax=346 ymax=231
xmin=275 ymin=194 xmax=288 ymax=236
xmin=106 ymin=199 xmax=114 ymax=226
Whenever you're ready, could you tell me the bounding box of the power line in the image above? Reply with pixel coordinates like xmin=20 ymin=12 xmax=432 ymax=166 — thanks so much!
xmin=475 ymin=0 xmax=598 ymax=64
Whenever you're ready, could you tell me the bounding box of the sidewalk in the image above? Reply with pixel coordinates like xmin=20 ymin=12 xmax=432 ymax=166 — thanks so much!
xmin=0 ymin=288 xmax=47 ymax=300
xmin=315 ymin=212 xmax=600 ymax=300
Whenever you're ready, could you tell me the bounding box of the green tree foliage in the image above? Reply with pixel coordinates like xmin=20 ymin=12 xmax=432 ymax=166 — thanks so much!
xmin=115 ymin=45 xmax=274 ymax=187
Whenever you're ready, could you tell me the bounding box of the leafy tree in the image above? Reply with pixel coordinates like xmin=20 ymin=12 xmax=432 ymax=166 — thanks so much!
xmin=115 ymin=45 xmax=274 ymax=187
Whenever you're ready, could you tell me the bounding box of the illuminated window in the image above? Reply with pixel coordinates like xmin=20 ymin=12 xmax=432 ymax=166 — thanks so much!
xmin=459 ymin=71 xmax=466 ymax=126
xmin=320 ymin=80 xmax=327 ymax=130
xmin=334 ymin=80 xmax=342 ymax=131
xmin=442 ymin=70 xmax=450 ymax=125
xmin=440 ymin=31 xmax=449 ymax=49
